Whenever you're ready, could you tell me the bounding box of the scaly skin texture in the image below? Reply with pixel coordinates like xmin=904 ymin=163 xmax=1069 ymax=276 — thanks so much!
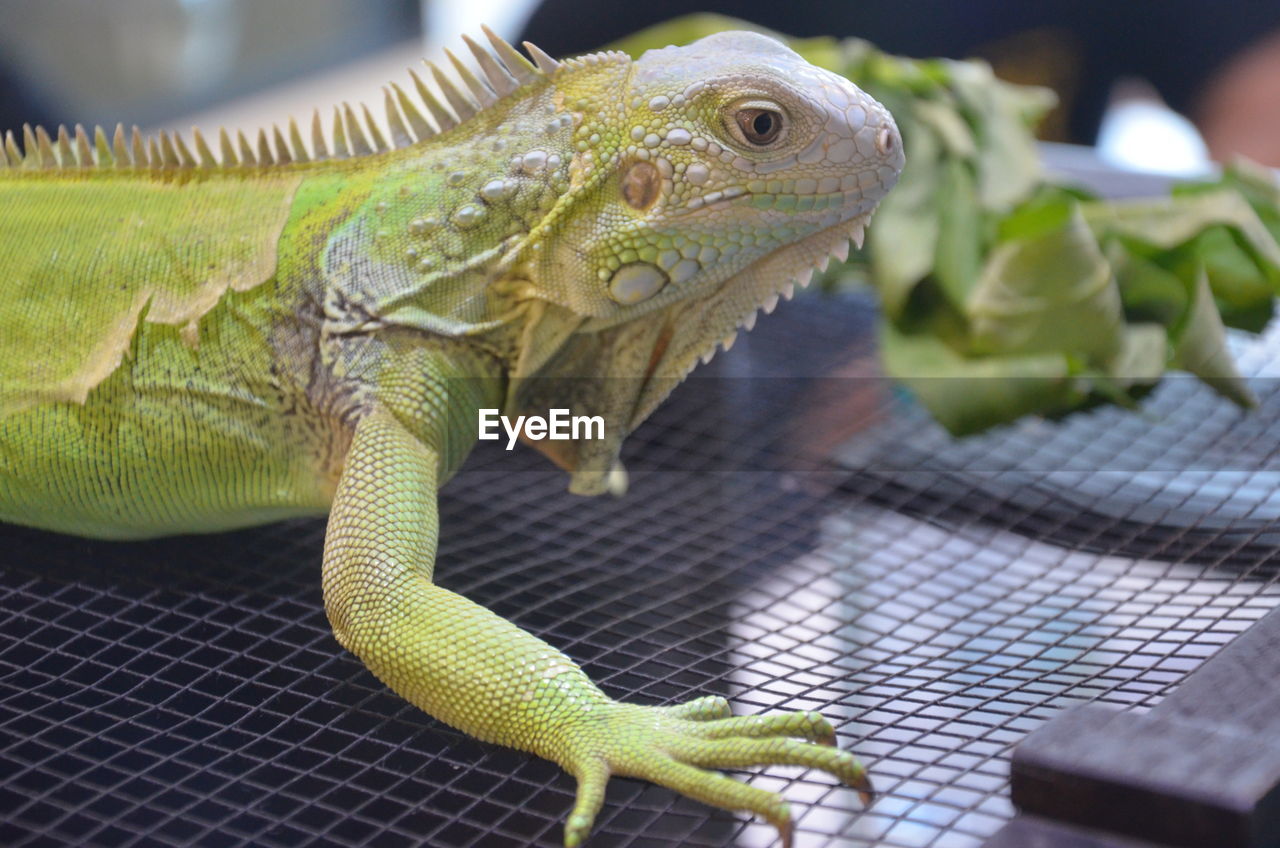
xmin=0 ymin=30 xmax=903 ymax=845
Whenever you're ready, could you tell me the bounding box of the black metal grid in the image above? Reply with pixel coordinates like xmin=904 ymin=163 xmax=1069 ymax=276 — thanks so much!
xmin=3 ymin=294 xmax=1279 ymax=845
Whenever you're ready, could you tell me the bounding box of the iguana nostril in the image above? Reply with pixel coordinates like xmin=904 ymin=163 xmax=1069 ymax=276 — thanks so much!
xmin=876 ymin=127 xmax=895 ymax=155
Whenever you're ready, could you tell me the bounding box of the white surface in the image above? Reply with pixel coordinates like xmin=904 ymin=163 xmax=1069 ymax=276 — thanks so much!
xmin=153 ymin=0 xmax=544 ymax=141
xmin=152 ymin=39 xmax=427 ymax=138
xmin=421 ymin=0 xmax=539 ymax=50
xmin=1096 ymin=98 xmax=1212 ymax=178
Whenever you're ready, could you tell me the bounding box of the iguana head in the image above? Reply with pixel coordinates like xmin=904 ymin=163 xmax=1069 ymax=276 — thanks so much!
xmin=509 ymin=31 xmax=904 ymax=492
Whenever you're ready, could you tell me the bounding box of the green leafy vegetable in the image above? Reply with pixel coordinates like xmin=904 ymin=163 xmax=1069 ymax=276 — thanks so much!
xmin=615 ymin=15 xmax=1279 ymax=434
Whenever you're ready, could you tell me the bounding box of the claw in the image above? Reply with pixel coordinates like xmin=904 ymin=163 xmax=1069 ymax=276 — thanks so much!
xmin=778 ymin=813 xmax=794 ymax=848
xmin=850 ymin=768 xmax=875 ymax=806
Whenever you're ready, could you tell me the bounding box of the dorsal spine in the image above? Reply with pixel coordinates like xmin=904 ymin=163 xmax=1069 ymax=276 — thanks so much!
xmin=0 ymin=26 xmax=562 ymax=173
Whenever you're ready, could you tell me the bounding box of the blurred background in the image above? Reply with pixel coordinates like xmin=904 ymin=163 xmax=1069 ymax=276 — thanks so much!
xmin=3 ymin=0 xmax=1280 ymax=174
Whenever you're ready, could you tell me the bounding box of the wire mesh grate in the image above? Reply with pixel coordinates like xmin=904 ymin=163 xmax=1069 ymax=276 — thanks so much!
xmin=2 ymin=289 xmax=1278 ymax=848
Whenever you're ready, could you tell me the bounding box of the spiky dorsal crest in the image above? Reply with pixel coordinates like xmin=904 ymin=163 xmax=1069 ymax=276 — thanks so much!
xmin=0 ymin=26 xmax=562 ymax=173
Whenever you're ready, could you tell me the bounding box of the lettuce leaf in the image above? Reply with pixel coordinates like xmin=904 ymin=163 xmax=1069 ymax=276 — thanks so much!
xmin=614 ymin=15 xmax=1278 ymax=434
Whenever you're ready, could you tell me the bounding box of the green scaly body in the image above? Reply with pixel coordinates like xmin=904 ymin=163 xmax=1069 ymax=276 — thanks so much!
xmin=0 ymin=29 xmax=903 ymax=846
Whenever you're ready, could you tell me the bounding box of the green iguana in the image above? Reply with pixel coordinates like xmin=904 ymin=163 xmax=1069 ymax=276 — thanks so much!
xmin=0 ymin=29 xmax=903 ymax=846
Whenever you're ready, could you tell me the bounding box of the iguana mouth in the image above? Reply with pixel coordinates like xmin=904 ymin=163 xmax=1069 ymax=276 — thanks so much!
xmin=675 ymin=187 xmax=881 ymax=218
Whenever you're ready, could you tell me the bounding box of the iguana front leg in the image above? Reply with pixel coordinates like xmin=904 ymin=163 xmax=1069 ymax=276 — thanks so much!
xmin=323 ymin=406 xmax=872 ymax=847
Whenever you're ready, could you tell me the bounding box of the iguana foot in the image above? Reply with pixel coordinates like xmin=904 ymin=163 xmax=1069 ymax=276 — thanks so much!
xmin=558 ymin=697 xmax=872 ymax=848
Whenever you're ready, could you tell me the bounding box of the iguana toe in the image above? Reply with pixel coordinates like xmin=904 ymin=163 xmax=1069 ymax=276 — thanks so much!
xmin=557 ymin=700 xmax=871 ymax=847
xmin=662 ymin=694 xmax=734 ymax=720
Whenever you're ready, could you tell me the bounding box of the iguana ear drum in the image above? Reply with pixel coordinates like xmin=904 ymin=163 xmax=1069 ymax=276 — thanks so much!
xmin=621 ymin=161 xmax=661 ymax=210
xmin=608 ymin=263 xmax=669 ymax=304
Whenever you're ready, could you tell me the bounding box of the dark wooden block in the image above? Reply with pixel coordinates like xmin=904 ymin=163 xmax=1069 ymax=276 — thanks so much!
xmin=1012 ymin=706 xmax=1280 ymax=847
xmin=996 ymin=604 xmax=1280 ymax=848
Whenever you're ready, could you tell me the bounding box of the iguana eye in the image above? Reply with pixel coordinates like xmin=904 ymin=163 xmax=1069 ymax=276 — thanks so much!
xmin=730 ymin=106 xmax=785 ymax=147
